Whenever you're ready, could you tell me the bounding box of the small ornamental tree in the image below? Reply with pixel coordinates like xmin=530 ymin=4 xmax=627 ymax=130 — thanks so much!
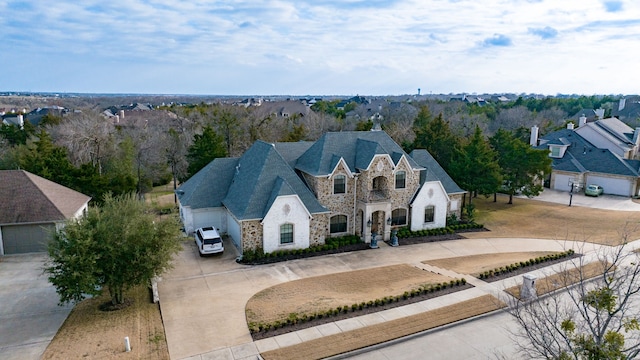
xmin=45 ymin=192 xmax=182 ymax=307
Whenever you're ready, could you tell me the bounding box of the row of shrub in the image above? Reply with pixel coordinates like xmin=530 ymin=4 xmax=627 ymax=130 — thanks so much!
xmin=247 ymin=278 xmax=467 ymax=334
xmin=477 ymin=249 xmax=576 ymax=280
xmin=395 ymin=223 xmax=483 ymax=239
xmin=239 ymin=235 xmax=363 ymax=263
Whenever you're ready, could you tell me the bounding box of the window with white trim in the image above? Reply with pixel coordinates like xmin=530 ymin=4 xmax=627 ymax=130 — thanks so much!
xmin=330 ymin=215 xmax=348 ymax=233
xmin=395 ymin=171 xmax=406 ymax=189
xmin=424 ymin=205 xmax=435 ymax=223
xmin=334 ymin=175 xmax=346 ymax=194
xmin=391 ymin=208 xmax=407 ymax=226
xmin=280 ymin=223 xmax=293 ymax=244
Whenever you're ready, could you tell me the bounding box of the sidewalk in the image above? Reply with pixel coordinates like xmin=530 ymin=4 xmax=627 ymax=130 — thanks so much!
xmin=164 ymin=238 xmax=623 ymax=360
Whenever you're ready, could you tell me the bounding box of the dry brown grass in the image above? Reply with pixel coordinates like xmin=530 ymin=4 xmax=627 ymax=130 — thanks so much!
xmin=42 ymin=285 xmax=168 ymax=360
xmin=246 ymin=264 xmax=452 ymax=324
xmin=466 ymin=195 xmax=640 ymax=245
xmin=424 ymin=251 xmax=559 ymax=276
xmin=505 ymin=261 xmax=608 ymax=299
xmin=260 ymin=294 xmax=505 ymax=360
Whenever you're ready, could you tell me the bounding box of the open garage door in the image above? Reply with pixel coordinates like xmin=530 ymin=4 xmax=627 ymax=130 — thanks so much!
xmin=1 ymin=224 xmax=55 ymax=254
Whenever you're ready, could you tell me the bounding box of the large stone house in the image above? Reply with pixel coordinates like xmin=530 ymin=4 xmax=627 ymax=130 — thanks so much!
xmin=177 ymin=130 xmax=465 ymax=254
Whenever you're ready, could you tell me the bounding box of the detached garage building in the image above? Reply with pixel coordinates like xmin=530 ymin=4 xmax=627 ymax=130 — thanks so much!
xmin=0 ymin=170 xmax=90 ymax=255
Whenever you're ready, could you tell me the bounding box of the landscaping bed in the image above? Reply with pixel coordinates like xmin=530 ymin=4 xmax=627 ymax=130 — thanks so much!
xmin=250 ymin=280 xmax=473 ymax=340
xmin=238 ymin=241 xmax=370 ymax=265
xmin=479 ymin=250 xmax=579 ymax=282
xmin=391 ymin=226 xmax=489 ymax=246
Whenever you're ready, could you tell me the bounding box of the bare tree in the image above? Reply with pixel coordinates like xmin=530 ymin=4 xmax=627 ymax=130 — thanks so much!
xmin=507 ymin=235 xmax=640 ymax=359
xmin=47 ymin=110 xmax=114 ymax=174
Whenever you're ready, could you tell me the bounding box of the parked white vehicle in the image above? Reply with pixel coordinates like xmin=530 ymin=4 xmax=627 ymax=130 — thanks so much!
xmin=194 ymin=227 xmax=224 ymax=256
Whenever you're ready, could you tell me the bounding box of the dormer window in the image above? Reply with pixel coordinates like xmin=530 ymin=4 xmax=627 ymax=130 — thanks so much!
xmin=550 ymin=146 xmax=561 ymax=158
xmin=334 ymin=175 xmax=346 ymax=194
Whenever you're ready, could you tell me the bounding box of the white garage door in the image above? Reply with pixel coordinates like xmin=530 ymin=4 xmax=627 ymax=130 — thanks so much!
xmin=193 ymin=208 xmax=226 ymax=233
xmin=586 ymin=176 xmax=633 ymax=196
xmin=553 ymin=174 xmax=577 ymax=192
xmin=1 ymin=224 xmax=56 ymax=254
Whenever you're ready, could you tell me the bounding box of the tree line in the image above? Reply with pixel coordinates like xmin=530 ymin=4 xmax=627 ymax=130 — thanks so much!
xmin=1 ymin=95 xmax=613 ymax=203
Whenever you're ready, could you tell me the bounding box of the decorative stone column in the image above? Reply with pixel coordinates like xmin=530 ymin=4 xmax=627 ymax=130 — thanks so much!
xmin=390 ymin=229 xmax=398 ymax=247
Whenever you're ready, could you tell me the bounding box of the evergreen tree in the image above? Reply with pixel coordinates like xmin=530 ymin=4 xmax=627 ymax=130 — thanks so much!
xmin=449 ymin=126 xmax=502 ymax=204
xmin=490 ymin=129 xmax=552 ymax=204
xmin=45 ymin=192 xmax=182 ymax=306
xmin=186 ymin=125 xmax=227 ymax=177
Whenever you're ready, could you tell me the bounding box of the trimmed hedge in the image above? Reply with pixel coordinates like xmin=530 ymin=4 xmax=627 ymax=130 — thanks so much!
xmin=238 ymin=235 xmax=363 ymax=264
xmin=395 ymin=223 xmax=484 ymax=239
xmin=477 ymin=249 xmax=576 ymax=280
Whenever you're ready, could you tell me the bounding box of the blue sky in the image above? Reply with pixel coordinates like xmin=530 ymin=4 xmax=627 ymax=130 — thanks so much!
xmin=1 ymin=0 xmax=639 ymax=95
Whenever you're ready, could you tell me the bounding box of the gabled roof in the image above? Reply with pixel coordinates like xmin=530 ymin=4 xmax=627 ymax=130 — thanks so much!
xmin=537 ymin=128 xmax=639 ymax=177
xmin=294 ymin=131 xmax=421 ymax=176
xmin=222 ymin=141 xmax=327 ymax=220
xmin=273 ymin=141 xmax=314 ymax=168
xmin=176 ymin=157 xmax=240 ymax=209
xmin=408 ymin=149 xmax=466 ymax=194
xmin=591 ymin=118 xmax=635 ymax=144
xmin=0 ymin=170 xmax=90 ymax=225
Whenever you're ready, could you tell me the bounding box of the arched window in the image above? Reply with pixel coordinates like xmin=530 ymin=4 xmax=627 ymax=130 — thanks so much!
xmin=334 ymin=175 xmax=346 ymax=194
xmin=280 ymin=223 xmax=294 ymax=244
xmin=391 ymin=208 xmax=407 ymax=226
xmin=424 ymin=205 xmax=435 ymax=223
xmin=395 ymin=171 xmax=406 ymax=189
xmin=330 ymin=215 xmax=348 ymax=233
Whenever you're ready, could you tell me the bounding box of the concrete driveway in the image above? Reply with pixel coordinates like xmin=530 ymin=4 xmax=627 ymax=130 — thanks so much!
xmin=158 ymin=236 xmax=587 ymax=360
xmin=0 ymin=254 xmax=73 ymax=359
xmin=526 ymin=189 xmax=640 ymax=211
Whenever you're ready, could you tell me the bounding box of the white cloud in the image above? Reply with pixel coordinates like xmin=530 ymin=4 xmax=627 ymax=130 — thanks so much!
xmin=2 ymin=0 xmax=640 ymax=94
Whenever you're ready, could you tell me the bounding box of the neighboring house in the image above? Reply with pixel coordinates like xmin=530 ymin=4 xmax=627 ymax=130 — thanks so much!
xmin=177 ymin=130 xmax=465 ymax=255
xmin=569 ymin=108 xmax=605 ymax=123
xmin=573 ymin=117 xmax=640 ymax=159
xmin=2 ymin=114 xmax=24 ymax=128
xmin=0 ymin=170 xmax=91 ymax=255
xmin=531 ymin=121 xmax=640 ymax=197
xmin=613 ymin=96 xmax=640 ymax=121
xmin=24 ymin=106 xmax=67 ymax=126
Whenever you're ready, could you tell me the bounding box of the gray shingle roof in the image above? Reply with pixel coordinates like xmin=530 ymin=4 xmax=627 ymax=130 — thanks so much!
xmin=176 ymin=157 xmax=239 ymax=209
xmin=222 ymin=141 xmax=327 ymax=220
xmin=295 ymin=131 xmax=421 ymax=176
xmin=537 ymin=128 xmax=639 ymax=177
xmin=273 ymin=141 xmax=314 ymax=168
xmin=0 ymin=170 xmax=90 ymax=225
xmin=408 ymin=149 xmax=466 ymax=194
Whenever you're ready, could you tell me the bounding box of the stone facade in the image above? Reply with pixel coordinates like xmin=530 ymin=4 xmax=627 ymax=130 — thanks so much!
xmin=309 ymin=214 xmax=329 ymax=247
xmin=241 ymin=220 xmax=263 ymax=252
